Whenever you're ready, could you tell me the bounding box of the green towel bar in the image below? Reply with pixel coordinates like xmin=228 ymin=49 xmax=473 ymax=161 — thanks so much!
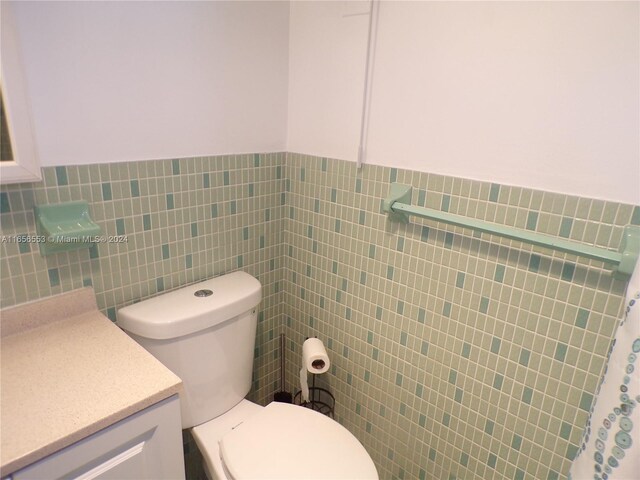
xmin=383 ymin=183 xmax=640 ymax=279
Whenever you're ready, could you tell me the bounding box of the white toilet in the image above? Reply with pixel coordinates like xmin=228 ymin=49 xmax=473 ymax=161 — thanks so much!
xmin=117 ymin=271 xmax=378 ymax=480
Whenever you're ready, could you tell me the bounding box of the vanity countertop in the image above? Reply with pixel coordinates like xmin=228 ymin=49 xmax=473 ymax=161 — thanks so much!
xmin=0 ymin=288 xmax=183 ymax=475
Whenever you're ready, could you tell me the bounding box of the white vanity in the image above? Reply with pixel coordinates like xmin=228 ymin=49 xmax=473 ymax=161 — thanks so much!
xmin=0 ymin=288 xmax=185 ymax=479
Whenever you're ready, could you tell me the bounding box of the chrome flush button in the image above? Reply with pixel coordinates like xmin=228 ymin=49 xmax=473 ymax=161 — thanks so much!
xmin=194 ymin=289 xmax=213 ymax=297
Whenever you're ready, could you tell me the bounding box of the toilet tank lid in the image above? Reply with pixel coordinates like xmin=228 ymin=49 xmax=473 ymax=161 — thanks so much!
xmin=116 ymin=271 xmax=261 ymax=340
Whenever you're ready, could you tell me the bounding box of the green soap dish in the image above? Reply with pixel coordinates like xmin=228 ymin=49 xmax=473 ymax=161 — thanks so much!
xmin=34 ymin=201 xmax=101 ymax=256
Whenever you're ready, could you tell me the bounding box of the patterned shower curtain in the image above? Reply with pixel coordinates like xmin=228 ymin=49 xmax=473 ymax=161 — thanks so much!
xmin=569 ymin=260 xmax=640 ymax=480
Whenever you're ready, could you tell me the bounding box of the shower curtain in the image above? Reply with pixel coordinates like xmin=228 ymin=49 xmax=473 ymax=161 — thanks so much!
xmin=569 ymin=260 xmax=640 ymax=480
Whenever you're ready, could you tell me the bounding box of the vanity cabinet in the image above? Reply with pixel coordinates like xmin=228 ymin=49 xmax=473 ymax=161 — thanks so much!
xmin=9 ymin=396 xmax=184 ymax=480
xmin=1 ymin=288 xmax=184 ymax=479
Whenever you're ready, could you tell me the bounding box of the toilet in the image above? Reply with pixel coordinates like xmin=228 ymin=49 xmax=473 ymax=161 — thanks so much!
xmin=117 ymin=271 xmax=378 ymax=480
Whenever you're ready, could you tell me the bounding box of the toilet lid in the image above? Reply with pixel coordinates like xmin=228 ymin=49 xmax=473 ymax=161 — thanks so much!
xmin=219 ymin=402 xmax=378 ymax=480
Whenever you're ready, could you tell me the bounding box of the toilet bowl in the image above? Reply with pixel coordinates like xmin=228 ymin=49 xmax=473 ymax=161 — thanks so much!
xmin=117 ymin=271 xmax=378 ymax=480
xmin=192 ymin=400 xmax=378 ymax=480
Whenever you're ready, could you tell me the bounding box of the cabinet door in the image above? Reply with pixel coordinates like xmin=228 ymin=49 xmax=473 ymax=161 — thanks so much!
xmin=12 ymin=395 xmax=185 ymax=480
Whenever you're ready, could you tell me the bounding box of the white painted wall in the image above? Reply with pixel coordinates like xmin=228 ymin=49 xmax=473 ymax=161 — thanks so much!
xmin=8 ymin=1 xmax=289 ymax=166
xmin=287 ymin=1 xmax=640 ymax=205
xmin=287 ymin=0 xmax=371 ymax=162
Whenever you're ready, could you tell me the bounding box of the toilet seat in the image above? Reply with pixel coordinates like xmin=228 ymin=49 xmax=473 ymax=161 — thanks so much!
xmin=218 ymin=402 xmax=378 ymax=480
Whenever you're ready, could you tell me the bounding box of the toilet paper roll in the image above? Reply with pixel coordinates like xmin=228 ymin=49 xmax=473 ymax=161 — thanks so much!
xmin=300 ymin=367 xmax=310 ymax=403
xmin=302 ymin=337 xmax=330 ymax=374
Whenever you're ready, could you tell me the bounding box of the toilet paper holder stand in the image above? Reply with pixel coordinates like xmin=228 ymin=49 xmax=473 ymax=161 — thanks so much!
xmin=294 ymin=373 xmax=335 ymax=418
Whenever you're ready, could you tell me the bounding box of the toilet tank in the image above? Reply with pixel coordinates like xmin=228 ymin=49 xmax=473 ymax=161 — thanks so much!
xmin=117 ymin=271 xmax=261 ymax=428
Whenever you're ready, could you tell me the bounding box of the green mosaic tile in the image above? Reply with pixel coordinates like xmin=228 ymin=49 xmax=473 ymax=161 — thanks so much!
xmin=561 ymin=263 xmax=575 ymax=282
xmin=387 ymin=265 xmax=394 ymax=280
xmin=0 ymin=192 xmax=9 ymax=213
xmin=559 ymin=422 xmax=572 ymax=440
xmin=565 ymin=444 xmax=578 ymax=460
xmin=444 ymin=232 xmax=454 ymax=249
xmin=555 ymin=342 xmax=568 ymax=362
xmin=529 ymin=254 xmax=541 ymax=272
xmin=579 ymin=392 xmax=594 ymax=411
xmin=418 ymin=189 xmax=426 ymax=206
xmin=442 ymin=412 xmax=451 ymax=426
xmin=559 ymin=217 xmax=573 ymax=238
xmin=441 ymin=195 xmax=450 ymax=212
xmin=494 ymin=264 xmax=505 ymax=283
xmin=429 ymin=448 xmax=437 ymax=461
xmin=493 ymin=374 xmax=504 ymax=390
xmin=101 ymin=183 xmax=112 ymax=201
xmin=491 ymin=337 xmax=501 ymax=354
xmin=18 ymin=239 xmax=30 ymax=254
xmin=575 ymin=308 xmax=589 ymax=328
xmin=130 ymin=179 xmax=140 ymax=197
xmin=454 ymin=388 xmax=463 ymax=403
xmin=526 ymin=211 xmax=538 ymax=230
xmin=519 ymin=349 xmax=531 ymax=367
xmin=485 ymin=419 xmax=494 ymax=435
xmin=115 ymin=218 xmax=125 ymax=235
xmin=489 ymin=183 xmax=500 ymax=202
xmin=48 ymin=268 xmax=60 ymax=287
xmin=55 ymin=166 xmax=68 ymax=186
xmin=511 ymin=434 xmax=522 ymax=451
xmin=479 ymin=296 xmax=489 ymax=313
xmin=456 ymin=272 xmax=465 ymax=288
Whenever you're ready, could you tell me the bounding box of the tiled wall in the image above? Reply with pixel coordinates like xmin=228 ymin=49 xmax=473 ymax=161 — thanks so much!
xmin=2 ymin=152 xmax=638 ymax=480
xmin=0 ymin=153 xmax=286 ymax=405
xmin=282 ymin=153 xmax=638 ymax=480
